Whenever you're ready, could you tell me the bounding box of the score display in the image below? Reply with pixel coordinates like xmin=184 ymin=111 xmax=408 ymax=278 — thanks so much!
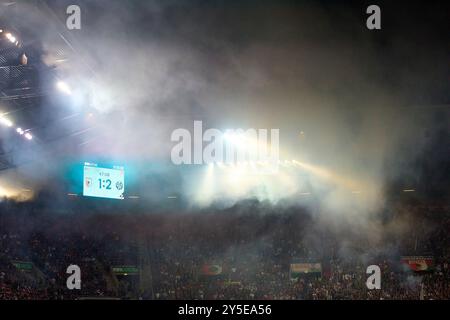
xmin=83 ymin=162 xmax=125 ymax=199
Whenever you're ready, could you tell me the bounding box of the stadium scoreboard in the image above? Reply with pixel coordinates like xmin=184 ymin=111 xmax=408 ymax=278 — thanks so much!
xmin=83 ymin=162 xmax=125 ymax=200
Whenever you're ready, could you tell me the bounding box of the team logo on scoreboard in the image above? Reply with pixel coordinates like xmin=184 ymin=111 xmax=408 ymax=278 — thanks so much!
xmin=116 ymin=181 xmax=123 ymax=191
xmin=85 ymin=177 xmax=92 ymax=188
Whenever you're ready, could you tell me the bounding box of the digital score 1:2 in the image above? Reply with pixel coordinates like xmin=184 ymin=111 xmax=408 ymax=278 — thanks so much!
xmin=99 ymin=179 xmax=112 ymax=190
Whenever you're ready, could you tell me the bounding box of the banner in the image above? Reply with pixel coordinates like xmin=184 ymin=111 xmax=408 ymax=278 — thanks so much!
xmin=112 ymin=266 xmax=139 ymax=275
xmin=290 ymin=263 xmax=322 ymax=279
xmin=12 ymin=261 xmax=33 ymax=272
xmin=201 ymin=264 xmax=223 ymax=276
xmin=401 ymin=256 xmax=434 ymax=272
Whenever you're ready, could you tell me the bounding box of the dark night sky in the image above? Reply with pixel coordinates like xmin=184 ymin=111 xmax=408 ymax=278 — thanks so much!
xmin=58 ymin=0 xmax=450 ymax=105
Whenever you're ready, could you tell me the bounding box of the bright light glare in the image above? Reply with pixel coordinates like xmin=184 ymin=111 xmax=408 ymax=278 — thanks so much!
xmin=0 ymin=116 xmax=13 ymax=127
xmin=196 ymin=163 xmax=215 ymax=205
xmin=56 ymin=81 xmax=72 ymax=95
xmin=24 ymin=132 xmax=33 ymax=140
xmin=16 ymin=127 xmax=24 ymax=134
xmin=223 ymin=132 xmax=243 ymax=146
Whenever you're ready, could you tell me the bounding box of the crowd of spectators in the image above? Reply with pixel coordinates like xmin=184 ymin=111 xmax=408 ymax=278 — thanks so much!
xmin=0 ymin=198 xmax=449 ymax=300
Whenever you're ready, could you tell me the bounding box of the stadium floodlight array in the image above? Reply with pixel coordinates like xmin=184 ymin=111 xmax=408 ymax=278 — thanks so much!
xmin=0 ymin=30 xmax=20 ymax=46
xmin=0 ymin=116 xmax=33 ymax=140
xmin=15 ymin=127 xmax=32 ymax=140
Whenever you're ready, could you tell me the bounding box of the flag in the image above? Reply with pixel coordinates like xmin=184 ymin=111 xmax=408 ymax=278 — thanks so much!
xmin=201 ymin=264 xmax=223 ymax=276
xmin=401 ymin=256 xmax=434 ymax=272
xmin=290 ymin=263 xmax=322 ymax=280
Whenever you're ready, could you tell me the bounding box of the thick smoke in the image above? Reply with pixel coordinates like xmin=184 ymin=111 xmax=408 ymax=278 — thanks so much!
xmin=0 ymin=1 xmax=448 ymax=262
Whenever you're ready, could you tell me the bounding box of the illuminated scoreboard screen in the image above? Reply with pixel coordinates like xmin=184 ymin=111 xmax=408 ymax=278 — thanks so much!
xmin=83 ymin=162 xmax=125 ymax=200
